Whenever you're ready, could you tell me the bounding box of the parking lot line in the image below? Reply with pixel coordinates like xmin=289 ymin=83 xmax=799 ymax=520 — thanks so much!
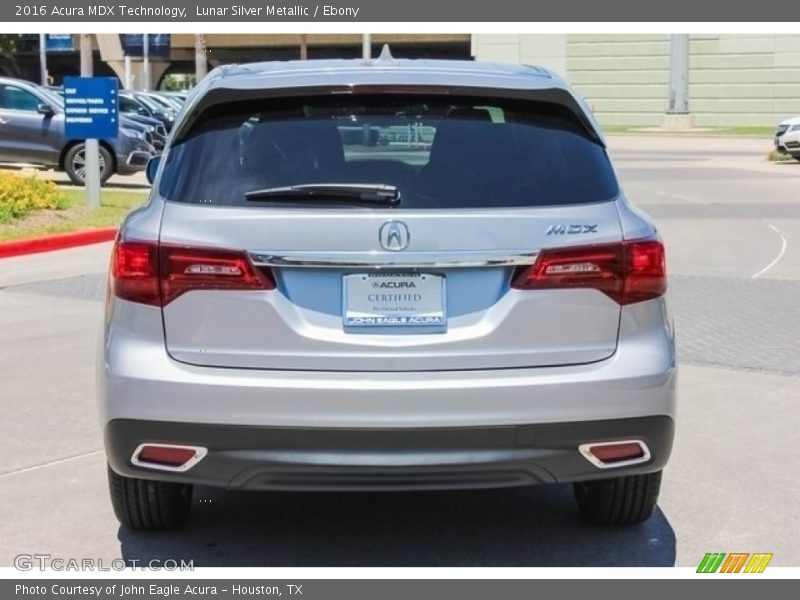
xmin=0 ymin=449 xmax=103 ymax=480
xmin=752 ymin=223 xmax=788 ymax=279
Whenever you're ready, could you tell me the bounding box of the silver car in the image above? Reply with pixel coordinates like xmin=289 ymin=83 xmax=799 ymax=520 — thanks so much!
xmin=100 ymin=52 xmax=676 ymax=530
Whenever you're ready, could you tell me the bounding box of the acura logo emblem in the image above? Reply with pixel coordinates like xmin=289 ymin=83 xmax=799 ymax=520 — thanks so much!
xmin=379 ymin=221 xmax=410 ymax=251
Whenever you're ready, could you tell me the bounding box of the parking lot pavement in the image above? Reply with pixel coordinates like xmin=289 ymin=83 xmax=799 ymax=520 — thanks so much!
xmin=0 ymin=135 xmax=799 ymax=567
xmin=0 ymin=165 xmax=149 ymax=190
xmin=0 ymin=243 xmax=113 ymax=288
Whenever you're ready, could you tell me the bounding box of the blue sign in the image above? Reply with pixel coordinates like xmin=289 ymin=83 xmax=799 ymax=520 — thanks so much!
xmin=46 ymin=34 xmax=73 ymax=52
xmin=63 ymin=77 xmax=119 ymax=140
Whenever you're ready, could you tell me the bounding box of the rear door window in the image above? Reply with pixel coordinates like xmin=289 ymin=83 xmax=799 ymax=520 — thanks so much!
xmin=159 ymin=94 xmax=619 ymax=209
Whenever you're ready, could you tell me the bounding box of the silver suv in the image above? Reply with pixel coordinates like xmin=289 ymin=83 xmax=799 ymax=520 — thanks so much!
xmin=100 ymin=53 xmax=675 ymax=530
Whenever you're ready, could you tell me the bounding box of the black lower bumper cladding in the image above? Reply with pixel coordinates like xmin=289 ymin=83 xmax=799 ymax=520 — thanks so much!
xmin=105 ymin=416 xmax=674 ymax=491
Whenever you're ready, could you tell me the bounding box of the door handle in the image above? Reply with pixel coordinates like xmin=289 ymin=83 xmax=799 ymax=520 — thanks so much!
xmin=0 ymin=117 xmax=9 ymax=125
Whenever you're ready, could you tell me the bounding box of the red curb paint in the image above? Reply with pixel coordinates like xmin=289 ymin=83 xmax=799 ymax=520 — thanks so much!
xmin=0 ymin=227 xmax=118 ymax=259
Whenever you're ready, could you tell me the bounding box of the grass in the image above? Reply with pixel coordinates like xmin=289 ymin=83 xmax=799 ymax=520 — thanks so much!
xmin=716 ymin=126 xmax=776 ymax=137
xmin=604 ymin=125 xmax=775 ymax=137
xmin=0 ymin=188 xmax=149 ymax=242
xmin=768 ymin=149 xmax=795 ymax=162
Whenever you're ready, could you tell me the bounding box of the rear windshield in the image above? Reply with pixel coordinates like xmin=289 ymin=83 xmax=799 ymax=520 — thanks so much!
xmin=159 ymin=95 xmax=618 ymax=209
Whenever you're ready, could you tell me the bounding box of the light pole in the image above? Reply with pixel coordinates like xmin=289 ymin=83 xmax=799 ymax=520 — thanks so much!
xmin=38 ymin=34 xmax=48 ymax=85
xmin=143 ymin=33 xmax=150 ymax=91
xmin=195 ymin=34 xmax=207 ymax=81
xmin=79 ymin=34 xmax=93 ymax=76
xmin=124 ymin=54 xmax=132 ymax=89
xmin=665 ymin=34 xmax=691 ymax=129
xmin=300 ymin=34 xmax=308 ymax=60
xmin=79 ymin=34 xmax=100 ymax=208
xmin=362 ymin=34 xmax=371 ymax=61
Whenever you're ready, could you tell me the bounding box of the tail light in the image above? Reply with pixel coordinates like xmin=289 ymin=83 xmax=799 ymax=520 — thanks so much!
xmin=112 ymin=239 xmax=275 ymax=306
xmin=511 ymin=238 xmax=666 ymax=305
xmin=111 ymin=241 xmax=160 ymax=305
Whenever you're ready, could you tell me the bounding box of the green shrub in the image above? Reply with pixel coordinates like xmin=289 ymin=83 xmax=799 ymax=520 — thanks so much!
xmin=0 ymin=172 xmax=67 ymax=223
xmin=768 ymin=149 xmax=793 ymax=162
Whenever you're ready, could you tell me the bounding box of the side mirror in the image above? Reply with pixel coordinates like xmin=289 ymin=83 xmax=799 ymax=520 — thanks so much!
xmin=145 ymin=154 xmax=161 ymax=185
xmin=37 ymin=103 xmax=54 ymax=116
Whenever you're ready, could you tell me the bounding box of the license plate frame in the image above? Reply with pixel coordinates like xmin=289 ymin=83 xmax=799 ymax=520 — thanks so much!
xmin=343 ymin=272 xmax=446 ymax=333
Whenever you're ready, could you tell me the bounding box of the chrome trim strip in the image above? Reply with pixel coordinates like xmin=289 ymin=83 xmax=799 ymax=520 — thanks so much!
xmin=249 ymin=250 xmax=539 ymax=269
xmin=578 ymin=440 xmax=652 ymax=469
xmin=130 ymin=443 xmax=208 ymax=473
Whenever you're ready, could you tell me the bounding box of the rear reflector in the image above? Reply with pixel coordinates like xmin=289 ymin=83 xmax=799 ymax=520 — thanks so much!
xmin=511 ymin=238 xmax=666 ymax=305
xmin=111 ymin=239 xmax=275 ymax=306
xmin=132 ymin=444 xmax=208 ymax=472
xmin=138 ymin=445 xmax=196 ymax=466
xmin=578 ymin=440 xmax=651 ymax=469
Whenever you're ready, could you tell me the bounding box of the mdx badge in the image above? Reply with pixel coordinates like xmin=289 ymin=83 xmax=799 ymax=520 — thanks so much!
xmin=379 ymin=221 xmax=410 ymax=251
xmin=546 ymin=224 xmax=598 ymax=235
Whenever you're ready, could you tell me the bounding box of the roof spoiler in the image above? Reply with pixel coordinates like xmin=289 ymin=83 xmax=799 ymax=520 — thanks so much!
xmin=173 ymin=85 xmax=605 ymax=146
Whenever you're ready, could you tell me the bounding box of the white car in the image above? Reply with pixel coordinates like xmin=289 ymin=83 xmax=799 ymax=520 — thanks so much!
xmin=775 ymin=116 xmax=800 ymax=159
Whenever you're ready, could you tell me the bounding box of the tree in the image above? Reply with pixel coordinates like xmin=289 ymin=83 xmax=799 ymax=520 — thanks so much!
xmin=0 ymin=34 xmax=21 ymax=76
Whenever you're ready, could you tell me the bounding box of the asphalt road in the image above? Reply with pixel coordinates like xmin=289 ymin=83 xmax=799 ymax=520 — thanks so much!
xmin=0 ymin=135 xmax=798 ymax=567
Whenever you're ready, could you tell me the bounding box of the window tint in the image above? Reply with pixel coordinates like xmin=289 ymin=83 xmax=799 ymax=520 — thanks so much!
xmin=0 ymin=85 xmax=42 ymax=112
xmin=120 ymin=96 xmax=146 ymax=115
xmin=159 ymin=95 xmax=619 ymax=209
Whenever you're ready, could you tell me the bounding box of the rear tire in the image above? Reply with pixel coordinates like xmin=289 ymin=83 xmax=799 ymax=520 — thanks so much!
xmin=64 ymin=143 xmax=114 ymax=186
xmin=107 ymin=465 xmax=192 ymax=530
xmin=573 ymin=470 xmax=662 ymax=526
xmin=790 ymin=152 xmax=800 ymax=162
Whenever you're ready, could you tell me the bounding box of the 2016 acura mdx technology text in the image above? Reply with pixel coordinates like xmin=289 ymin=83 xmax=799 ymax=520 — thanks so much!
xmin=100 ymin=50 xmax=676 ymax=530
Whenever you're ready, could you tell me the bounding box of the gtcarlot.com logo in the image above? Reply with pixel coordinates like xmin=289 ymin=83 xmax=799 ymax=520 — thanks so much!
xmin=697 ymin=552 xmax=773 ymax=573
xmin=14 ymin=553 xmax=194 ymax=571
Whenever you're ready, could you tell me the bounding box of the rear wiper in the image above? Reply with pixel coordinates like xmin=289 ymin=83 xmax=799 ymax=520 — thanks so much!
xmin=245 ymin=183 xmax=401 ymax=205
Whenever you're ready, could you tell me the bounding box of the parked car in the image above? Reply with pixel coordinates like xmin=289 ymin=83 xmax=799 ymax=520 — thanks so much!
xmin=143 ymin=91 xmax=184 ymax=111
xmin=0 ymin=77 xmax=154 ymax=185
xmin=158 ymin=91 xmax=189 ymax=105
xmin=119 ymin=91 xmax=176 ymax=131
xmin=101 ymin=52 xmax=675 ymax=530
xmin=775 ymin=116 xmax=800 ymax=160
xmin=119 ymin=113 xmax=167 ymax=150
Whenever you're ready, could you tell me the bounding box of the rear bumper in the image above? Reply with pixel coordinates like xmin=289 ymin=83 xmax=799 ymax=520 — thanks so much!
xmin=100 ymin=298 xmax=676 ymax=491
xmin=100 ymin=299 xmax=676 ymax=430
xmin=106 ymin=416 xmax=674 ymax=491
xmin=124 ymin=150 xmax=152 ymax=168
xmin=115 ymin=151 xmax=152 ymax=174
xmin=113 ymin=138 xmax=153 ymax=174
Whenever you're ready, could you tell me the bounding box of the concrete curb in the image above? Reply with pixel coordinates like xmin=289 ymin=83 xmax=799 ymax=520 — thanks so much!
xmin=0 ymin=227 xmax=117 ymax=259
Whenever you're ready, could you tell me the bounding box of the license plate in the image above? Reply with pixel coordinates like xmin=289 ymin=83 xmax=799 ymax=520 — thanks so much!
xmin=343 ymin=272 xmax=446 ymax=330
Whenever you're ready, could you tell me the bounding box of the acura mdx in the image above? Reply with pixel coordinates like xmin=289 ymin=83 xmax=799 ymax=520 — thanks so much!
xmin=100 ymin=52 xmax=676 ymax=530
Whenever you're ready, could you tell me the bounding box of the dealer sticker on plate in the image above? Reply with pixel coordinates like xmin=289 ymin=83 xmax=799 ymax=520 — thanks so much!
xmin=343 ymin=272 xmax=446 ymax=331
